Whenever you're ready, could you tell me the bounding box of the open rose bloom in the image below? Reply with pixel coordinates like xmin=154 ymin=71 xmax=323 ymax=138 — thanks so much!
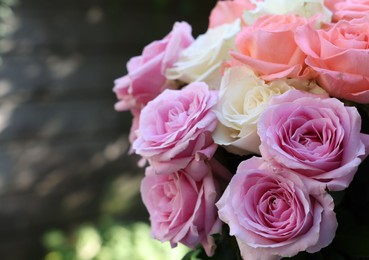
xmin=258 ymin=90 xmax=369 ymax=191
xmin=141 ymin=162 xmax=224 ymax=256
xmin=114 ymin=0 xmax=369 ymax=259
xmin=217 ymin=157 xmax=337 ymax=259
xmin=231 ymin=14 xmax=309 ymax=81
xmin=132 ymin=82 xmax=218 ymax=176
xmin=296 ymin=16 xmax=369 ymax=103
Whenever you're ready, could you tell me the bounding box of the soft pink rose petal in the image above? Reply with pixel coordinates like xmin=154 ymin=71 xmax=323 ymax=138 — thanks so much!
xmin=209 ymin=0 xmax=255 ymax=28
xmin=113 ymin=21 xmax=194 ymax=111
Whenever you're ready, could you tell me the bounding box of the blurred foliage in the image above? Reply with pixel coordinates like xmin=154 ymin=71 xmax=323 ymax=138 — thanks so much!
xmin=43 ymin=218 xmax=190 ymax=260
xmin=182 ymin=226 xmax=242 ymax=260
xmin=0 ymin=0 xmax=17 ymax=63
xmin=99 ymin=173 xmax=144 ymax=217
xmin=42 ymin=170 xmax=188 ymax=259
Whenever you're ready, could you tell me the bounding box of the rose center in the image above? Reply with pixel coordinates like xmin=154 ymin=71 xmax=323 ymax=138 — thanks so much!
xmin=258 ymin=189 xmax=292 ymax=229
xmin=298 ymin=131 xmax=322 ymax=149
xmin=163 ymin=180 xmax=177 ymax=199
xmin=165 ymin=107 xmax=188 ymax=132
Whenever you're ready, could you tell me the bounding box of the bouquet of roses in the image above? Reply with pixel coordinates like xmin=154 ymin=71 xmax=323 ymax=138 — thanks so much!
xmin=113 ymin=0 xmax=369 ymax=259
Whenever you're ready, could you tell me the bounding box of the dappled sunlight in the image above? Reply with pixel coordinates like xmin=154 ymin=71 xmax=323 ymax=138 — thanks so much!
xmin=35 ymin=168 xmax=72 ymax=196
xmin=0 ymin=79 xmax=12 ymax=96
xmin=90 ymin=135 xmax=130 ymax=168
xmin=10 ymin=144 xmax=55 ymax=192
xmin=100 ymin=173 xmax=143 ymax=216
xmin=62 ymin=190 xmax=94 ymax=212
xmin=38 ymin=118 xmax=65 ymax=137
xmin=0 ymin=83 xmax=18 ymax=133
xmin=46 ymin=54 xmax=82 ymax=79
xmin=103 ymin=136 xmax=129 ymax=161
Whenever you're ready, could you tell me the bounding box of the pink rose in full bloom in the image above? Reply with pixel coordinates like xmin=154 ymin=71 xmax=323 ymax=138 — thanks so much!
xmin=217 ymin=157 xmax=337 ymax=259
xmin=231 ymin=14 xmax=308 ymax=81
xmin=209 ymin=0 xmax=255 ymax=28
xmin=141 ymin=162 xmax=222 ymax=256
xmin=132 ymin=82 xmax=218 ymax=175
xmin=295 ymin=17 xmax=369 ymax=103
xmin=113 ymin=22 xmax=194 ymax=111
xmin=333 ymin=0 xmax=369 ymax=21
xmin=258 ymin=90 xmax=369 ymax=191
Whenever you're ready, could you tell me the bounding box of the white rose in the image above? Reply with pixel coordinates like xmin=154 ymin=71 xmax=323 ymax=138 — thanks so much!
xmin=213 ymin=66 xmax=294 ymax=155
xmin=243 ymin=0 xmax=332 ymax=25
xmin=165 ymin=19 xmax=241 ymax=89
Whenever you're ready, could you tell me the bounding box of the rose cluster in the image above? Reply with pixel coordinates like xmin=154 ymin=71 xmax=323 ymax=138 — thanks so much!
xmin=114 ymin=0 xmax=369 ymax=259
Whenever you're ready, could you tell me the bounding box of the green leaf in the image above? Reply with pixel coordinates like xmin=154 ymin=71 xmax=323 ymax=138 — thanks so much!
xmin=181 ymin=225 xmax=242 ymax=260
xmin=42 ymin=230 xmax=66 ymax=250
xmin=182 ymin=249 xmax=202 ymax=260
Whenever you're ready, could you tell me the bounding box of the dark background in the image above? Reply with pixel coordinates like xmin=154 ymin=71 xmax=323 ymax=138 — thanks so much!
xmin=0 ymin=0 xmax=215 ymax=259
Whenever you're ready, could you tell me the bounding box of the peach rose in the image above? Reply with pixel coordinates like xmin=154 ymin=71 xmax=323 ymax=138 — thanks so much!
xmin=333 ymin=0 xmax=369 ymax=21
xmin=209 ymin=0 xmax=255 ymax=28
xmin=324 ymin=0 xmax=344 ymax=12
xmin=232 ymin=14 xmax=308 ymax=81
xmin=296 ymin=17 xmax=369 ymax=103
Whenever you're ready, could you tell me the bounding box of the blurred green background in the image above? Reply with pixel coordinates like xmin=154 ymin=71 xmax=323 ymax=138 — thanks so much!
xmin=0 ymin=0 xmax=215 ymax=259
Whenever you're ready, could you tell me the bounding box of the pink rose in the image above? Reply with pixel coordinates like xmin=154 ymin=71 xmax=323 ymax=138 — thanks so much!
xmin=113 ymin=22 xmax=194 ymax=111
xmin=295 ymin=17 xmax=369 ymax=103
xmin=324 ymin=0 xmax=345 ymax=12
xmin=141 ymin=162 xmax=222 ymax=256
xmin=333 ymin=0 xmax=369 ymax=21
xmin=231 ymin=14 xmax=308 ymax=81
xmin=209 ymin=0 xmax=255 ymax=28
xmin=217 ymin=157 xmax=337 ymax=259
xmin=258 ymin=90 xmax=369 ymax=191
xmin=132 ymin=82 xmax=218 ymax=175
